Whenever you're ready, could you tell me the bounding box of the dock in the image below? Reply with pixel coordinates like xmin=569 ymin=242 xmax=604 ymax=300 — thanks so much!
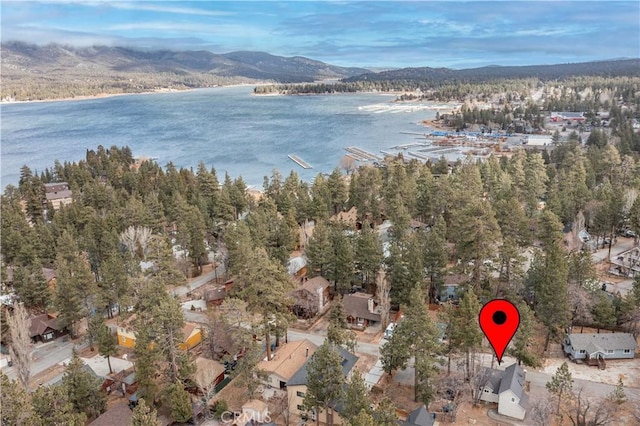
xmin=344 ymin=146 xmax=383 ymax=162
xmin=288 ymin=154 xmax=312 ymax=169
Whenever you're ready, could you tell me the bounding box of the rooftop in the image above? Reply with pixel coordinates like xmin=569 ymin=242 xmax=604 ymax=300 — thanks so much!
xmin=343 ymin=292 xmax=382 ymax=322
xmin=567 ymin=333 xmax=637 ymax=352
xmin=257 ymin=339 xmax=318 ymax=382
xmin=287 ymin=344 xmax=359 ymax=387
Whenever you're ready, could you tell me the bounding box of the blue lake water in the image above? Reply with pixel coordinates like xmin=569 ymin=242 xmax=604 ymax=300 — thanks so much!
xmin=1 ymin=86 xmax=438 ymax=189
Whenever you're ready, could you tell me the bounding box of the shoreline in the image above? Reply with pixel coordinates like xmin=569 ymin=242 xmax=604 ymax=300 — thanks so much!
xmin=0 ymin=87 xmax=199 ymax=105
xmin=0 ymin=81 xmax=276 ymax=105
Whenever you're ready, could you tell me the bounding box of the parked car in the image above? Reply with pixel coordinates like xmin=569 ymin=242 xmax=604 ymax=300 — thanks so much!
xmin=623 ymin=229 xmax=636 ymax=238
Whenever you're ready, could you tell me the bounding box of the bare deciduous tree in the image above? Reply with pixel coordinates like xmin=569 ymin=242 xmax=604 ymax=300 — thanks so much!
xmin=564 ymin=387 xmax=615 ymax=426
xmin=529 ymin=396 xmax=553 ymax=426
xmin=8 ymin=303 xmax=33 ymax=389
xmin=119 ymin=226 xmax=153 ymax=260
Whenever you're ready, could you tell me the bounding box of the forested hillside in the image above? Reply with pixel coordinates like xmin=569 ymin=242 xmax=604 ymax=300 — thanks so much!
xmin=1 ymin=41 xmax=369 ymax=101
xmin=254 ymin=59 xmax=640 ymax=97
xmin=2 ymin=75 xmax=640 ymax=423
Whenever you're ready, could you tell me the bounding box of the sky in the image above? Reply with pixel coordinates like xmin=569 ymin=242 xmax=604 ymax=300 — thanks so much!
xmin=1 ymin=1 xmax=639 ymax=69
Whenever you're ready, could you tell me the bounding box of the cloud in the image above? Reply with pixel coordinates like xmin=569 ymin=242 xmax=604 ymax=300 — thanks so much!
xmin=107 ymin=2 xmax=234 ymax=17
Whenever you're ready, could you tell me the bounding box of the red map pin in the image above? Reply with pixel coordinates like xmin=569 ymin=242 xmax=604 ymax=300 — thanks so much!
xmin=479 ymin=299 xmax=520 ymax=364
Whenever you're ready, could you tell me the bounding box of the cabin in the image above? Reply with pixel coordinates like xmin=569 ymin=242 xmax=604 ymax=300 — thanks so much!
xmin=29 ymin=313 xmax=66 ymax=343
xmin=194 ymin=357 xmax=226 ymax=393
xmin=343 ymin=292 xmax=382 ymax=330
xmin=290 ymin=276 xmax=332 ymax=318
xmin=479 ymin=363 xmax=529 ymax=420
xmin=117 ymin=322 xmax=202 ymax=350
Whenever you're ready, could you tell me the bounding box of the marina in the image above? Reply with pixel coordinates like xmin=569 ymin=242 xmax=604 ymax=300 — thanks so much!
xmin=287 ymin=154 xmax=312 ymax=169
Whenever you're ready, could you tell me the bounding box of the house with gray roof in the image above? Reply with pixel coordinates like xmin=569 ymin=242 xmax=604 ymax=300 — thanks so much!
xmin=479 ymin=363 xmax=528 ymax=420
xmin=563 ymin=333 xmax=637 ymax=361
xmin=287 ymin=344 xmax=359 ymax=425
xmin=403 ymin=405 xmax=436 ymax=426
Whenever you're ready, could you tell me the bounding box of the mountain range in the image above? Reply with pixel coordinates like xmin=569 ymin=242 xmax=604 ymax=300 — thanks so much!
xmin=2 ymin=41 xmax=639 ymax=101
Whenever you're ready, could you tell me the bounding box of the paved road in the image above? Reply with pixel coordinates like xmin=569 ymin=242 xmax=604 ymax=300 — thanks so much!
xmin=592 ymin=236 xmax=635 ymax=264
xmin=2 ymin=339 xmax=87 ymax=387
xmin=171 ymin=256 xmax=227 ymax=298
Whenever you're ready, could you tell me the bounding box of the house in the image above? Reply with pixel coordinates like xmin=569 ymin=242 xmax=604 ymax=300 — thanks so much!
xmin=44 ymin=182 xmax=73 ymax=210
xmin=206 ymin=319 xmax=237 ymax=361
xmin=194 ymin=357 xmax=226 ymax=392
xmin=609 ymin=247 xmax=640 ymax=278
xmin=290 ymin=276 xmax=332 ymax=318
xmin=330 ymin=206 xmax=358 ymax=229
xmin=180 ymin=323 xmax=203 ymax=350
xmin=563 ymin=333 xmax=637 ymax=361
xmin=403 ymin=405 xmax=436 ymax=426
xmin=205 ymin=287 xmax=227 ymax=306
xmin=288 ymin=256 xmax=308 ymax=277
xmin=343 ymin=292 xmax=382 ymax=330
xmin=258 ymin=339 xmax=318 ymax=389
xmin=29 ymin=313 xmax=66 ymax=343
xmin=550 ymin=112 xmax=586 ymax=122
xmin=479 ymin=363 xmax=529 ymax=420
xmin=88 ymin=402 xmax=132 ymax=426
xmin=437 ymin=274 xmax=468 ymax=304
xmin=287 ymin=345 xmax=359 ymax=425
xmin=117 ymin=321 xmax=202 ymax=350
xmin=116 ymin=321 xmax=136 ymax=348
xmin=237 ymin=399 xmax=270 ymax=424
xmin=5 ymin=266 xmax=57 ymax=290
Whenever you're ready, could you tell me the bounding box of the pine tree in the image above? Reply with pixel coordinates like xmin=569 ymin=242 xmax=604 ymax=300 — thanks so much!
xmin=422 ymin=216 xmax=448 ymax=303
xmin=32 ymin=384 xmax=87 ymax=426
xmin=304 ymin=342 xmax=345 ymax=426
xmin=342 ymin=370 xmax=371 ymax=422
xmin=306 ymin=221 xmax=333 ymax=278
xmin=1 ymin=372 xmax=35 ymax=425
xmin=348 ymin=410 xmax=375 ymax=426
xmin=132 ymin=398 xmax=159 ymax=426
xmin=380 ymin=288 xmax=439 ymax=405
xmin=546 ymin=361 xmax=573 ymax=414
xmin=608 ymin=377 xmax=626 ymax=405
xmin=450 ymin=289 xmax=483 ymax=380
xmin=591 ymin=295 xmax=616 ymax=333
xmin=97 ymin=321 xmax=118 ymax=374
xmin=354 ymin=225 xmax=383 ymax=288
xmin=62 ymin=350 xmax=106 ymax=419
xmin=374 ymin=397 xmax=399 ymax=425
xmin=235 ymin=248 xmax=294 ymax=360
xmin=329 ymin=225 xmax=355 ymax=294
xmin=166 ymin=381 xmax=192 ymax=424
xmin=509 ymin=299 xmax=541 ymax=367
xmin=54 ymin=230 xmax=96 ymax=337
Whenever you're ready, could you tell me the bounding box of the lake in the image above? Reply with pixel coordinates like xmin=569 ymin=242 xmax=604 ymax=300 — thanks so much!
xmin=1 ymin=86 xmax=440 ymax=189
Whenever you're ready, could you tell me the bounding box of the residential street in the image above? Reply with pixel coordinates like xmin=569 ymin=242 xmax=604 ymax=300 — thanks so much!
xmin=2 ymin=338 xmax=87 ymax=387
xmin=171 ymin=250 xmax=227 ymax=297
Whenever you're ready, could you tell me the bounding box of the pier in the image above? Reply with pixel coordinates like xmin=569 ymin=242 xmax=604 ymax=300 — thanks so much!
xmin=288 ymin=154 xmax=312 ymax=169
xmin=344 ymin=146 xmax=383 ymax=162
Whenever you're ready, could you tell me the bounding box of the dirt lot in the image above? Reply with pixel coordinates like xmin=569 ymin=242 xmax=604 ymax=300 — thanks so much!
xmin=543 ymin=357 xmax=640 ymax=387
